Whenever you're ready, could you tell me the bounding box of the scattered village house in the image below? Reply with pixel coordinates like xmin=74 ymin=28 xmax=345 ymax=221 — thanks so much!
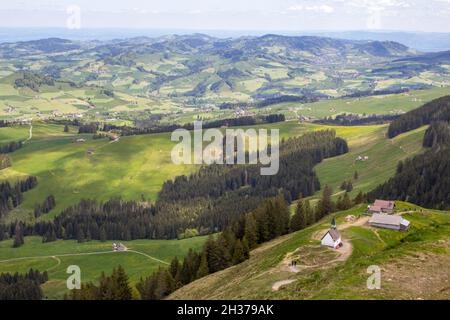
xmin=368 ymin=214 xmax=410 ymax=231
xmin=368 ymin=199 xmax=395 ymax=214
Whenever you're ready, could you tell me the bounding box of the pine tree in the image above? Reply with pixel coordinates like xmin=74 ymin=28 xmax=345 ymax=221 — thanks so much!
xmin=345 ymin=181 xmax=353 ymax=192
xmin=99 ymin=228 xmax=107 ymax=242
xmin=316 ymin=185 xmax=334 ymax=219
xmin=241 ymin=236 xmax=250 ymax=260
xmin=304 ymin=200 xmax=315 ymax=226
xmin=112 ymin=266 xmax=132 ymax=300
xmin=196 ymin=252 xmax=209 ymax=279
xmin=13 ymin=224 xmax=24 ymax=248
xmin=244 ymin=214 xmax=258 ymax=249
xmin=353 ymin=191 xmax=365 ymax=204
xmin=290 ymin=199 xmax=307 ymax=232
xmin=342 ymin=192 xmax=352 ymax=210
xmin=232 ymin=239 xmax=245 ymax=264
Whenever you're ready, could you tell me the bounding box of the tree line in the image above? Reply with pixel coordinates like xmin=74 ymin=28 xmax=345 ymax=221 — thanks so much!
xmin=387 ymin=95 xmax=450 ymax=138
xmin=369 ymin=121 xmax=450 ymax=210
xmin=34 ymin=195 xmax=56 ymax=218
xmin=0 ymin=130 xmax=348 ymax=243
xmin=0 ymin=140 xmax=23 ymax=153
xmin=315 ymin=113 xmax=400 ymax=126
xmin=0 ymin=176 xmax=38 ymax=220
xmin=65 ymin=266 xmax=132 ymax=300
xmin=68 ymin=186 xmax=365 ymax=300
xmin=103 ymin=114 xmax=286 ymax=137
xmin=219 ymin=95 xmax=316 ymax=110
xmin=0 ymin=269 xmax=48 ymax=300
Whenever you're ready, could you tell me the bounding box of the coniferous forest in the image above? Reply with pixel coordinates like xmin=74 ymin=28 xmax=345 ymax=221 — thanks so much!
xmin=0 ymin=269 xmax=48 ymax=300
xmin=370 ymin=121 xmax=450 ymax=209
xmin=0 ymin=130 xmax=348 ymax=242
xmin=387 ymin=95 xmax=450 ymax=138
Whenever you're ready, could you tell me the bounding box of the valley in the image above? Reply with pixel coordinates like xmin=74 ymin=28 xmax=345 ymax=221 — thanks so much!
xmin=0 ymin=33 xmax=448 ymax=301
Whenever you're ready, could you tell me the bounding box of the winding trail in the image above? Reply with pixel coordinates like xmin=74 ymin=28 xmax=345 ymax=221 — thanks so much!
xmin=0 ymin=249 xmax=169 ymax=266
xmin=23 ymin=124 xmax=33 ymax=144
xmin=46 ymin=256 xmax=61 ymax=272
xmin=271 ymin=216 xmax=369 ymax=291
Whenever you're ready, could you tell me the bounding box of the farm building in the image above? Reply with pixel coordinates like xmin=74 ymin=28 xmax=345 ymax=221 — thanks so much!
xmin=368 ymin=199 xmax=395 ymax=214
xmin=321 ymin=228 xmax=342 ymax=249
xmin=368 ymin=214 xmax=410 ymax=231
xmin=112 ymin=243 xmax=127 ymax=251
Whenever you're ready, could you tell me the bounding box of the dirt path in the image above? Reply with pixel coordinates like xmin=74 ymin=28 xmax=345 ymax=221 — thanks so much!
xmin=0 ymin=249 xmax=169 ymax=266
xmin=46 ymin=256 xmax=61 ymax=272
xmin=23 ymin=124 xmax=33 ymax=144
xmin=272 ymin=280 xmax=295 ymax=291
xmin=271 ymin=216 xmax=368 ymax=291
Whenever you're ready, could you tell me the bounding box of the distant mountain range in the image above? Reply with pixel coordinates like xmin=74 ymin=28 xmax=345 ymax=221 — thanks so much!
xmin=0 ymin=33 xmax=449 ymax=105
xmin=2 ymin=28 xmax=450 ymax=52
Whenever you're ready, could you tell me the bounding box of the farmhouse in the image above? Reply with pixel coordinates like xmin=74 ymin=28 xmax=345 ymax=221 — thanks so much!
xmin=321 ymin=228 xmax=342 ymax=249
xmin=112 ymin=243 xmax=127 ymax=251
xmin=368 ymin=214 xmax=410 ymax=231
xmin=368 ymin=199 xmax=395 ymax=214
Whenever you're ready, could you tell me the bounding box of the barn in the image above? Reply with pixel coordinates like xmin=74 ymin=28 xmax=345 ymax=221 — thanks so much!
xmin=368 ymin=214 xmax=410 ymax=231
xmin=321 ymin=229 xmax=342 ymax=249
xmin=368 ymin=200 xmax=395 ymax=214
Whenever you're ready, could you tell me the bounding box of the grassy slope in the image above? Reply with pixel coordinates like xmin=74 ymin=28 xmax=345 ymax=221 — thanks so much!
xmin=312 ymin=125 xmax=427 ymax=200
xmin=0 ymin=235 xmax=208 ymax=299
xmin=0 ymin=123 xmax=196 ymax=223
xmin=254 ymin=86 xmax=450 ymax=120
xmin=169 ymin=202 xmax=450 ymax=300
xmin=0 ymin=120 xmax=425 ymax=222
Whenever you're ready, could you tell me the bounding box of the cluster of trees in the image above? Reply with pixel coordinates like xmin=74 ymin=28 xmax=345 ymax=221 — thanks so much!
xmin=0 ymin=269 xmax=48 ymax=300
xmin=34 ymin=195 xmax=56 ymax=218
xmin=0 ymin=176 xmax=38 ymax=219
xmin=387 ymin=96 xmax=450 ymax=138
xmin=340 ymin=180 xmax=353 ymax=192
xmin=117 ymin=187 xmax=363 ymax=300
xmin=423 ymin=121 xmax=450 ymax=148
xmin=344 ymin=88 xmax=410 ymax=98
xmin=78 ymin=123 xmax=98 ymax=134
xmin=136 ymin=196 xmax=289 ymax=300
xmin=102 ymin=114 xmax=285 ymax=137
xmin=315 ymin=113 xmax=399 ymax=126
xmin=219 ymin=95 xmax=315 ymax=110
xmin=368 ymin=147 xmax=450 ymax=210
xmin=0 ymin=130 xmax=347 ymax=242
xmin=65 ymin=266 xmax=132 ymax=300
xmin=0 ymin=120 xmax=11 ymax=127
xmin=0 ymin=154 xmax=12 ymax=170
xmin=14 ymin=72 xmax=55 ymax=92
xmin=369 ymin=120 xmax=450 ymax=210
xmin=0 ymin=140 xmax=23 ymax=153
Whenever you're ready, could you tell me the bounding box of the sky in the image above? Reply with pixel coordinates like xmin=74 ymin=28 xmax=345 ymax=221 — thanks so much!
xmin=1 ymin=0 xmax=450 ymax=33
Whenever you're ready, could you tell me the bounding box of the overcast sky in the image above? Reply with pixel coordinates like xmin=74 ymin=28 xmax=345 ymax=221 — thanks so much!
xmin=1 ymin=0 xmax=450 ymax=32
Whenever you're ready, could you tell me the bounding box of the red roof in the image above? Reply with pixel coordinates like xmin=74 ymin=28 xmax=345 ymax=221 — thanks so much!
xmin=373 ymin=200 xmax=395 ymax=210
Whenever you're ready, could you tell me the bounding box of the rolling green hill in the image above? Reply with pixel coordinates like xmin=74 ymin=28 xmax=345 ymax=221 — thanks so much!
xmin=0 ymin=119 xmax=426 ymax=224
xmin=1 ymin=34 xmax=450 ymax=122
xmin=0 ymin=235 xmax=208 ymax=299
xmin=168 ymin=202 xmax=450 ymax=300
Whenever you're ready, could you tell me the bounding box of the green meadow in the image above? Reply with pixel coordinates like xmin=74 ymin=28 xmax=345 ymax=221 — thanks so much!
xmin=169 ymin=202 xmax=450 ymax=300
xmin=0 ymin=235 xmax=208 ymax=299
